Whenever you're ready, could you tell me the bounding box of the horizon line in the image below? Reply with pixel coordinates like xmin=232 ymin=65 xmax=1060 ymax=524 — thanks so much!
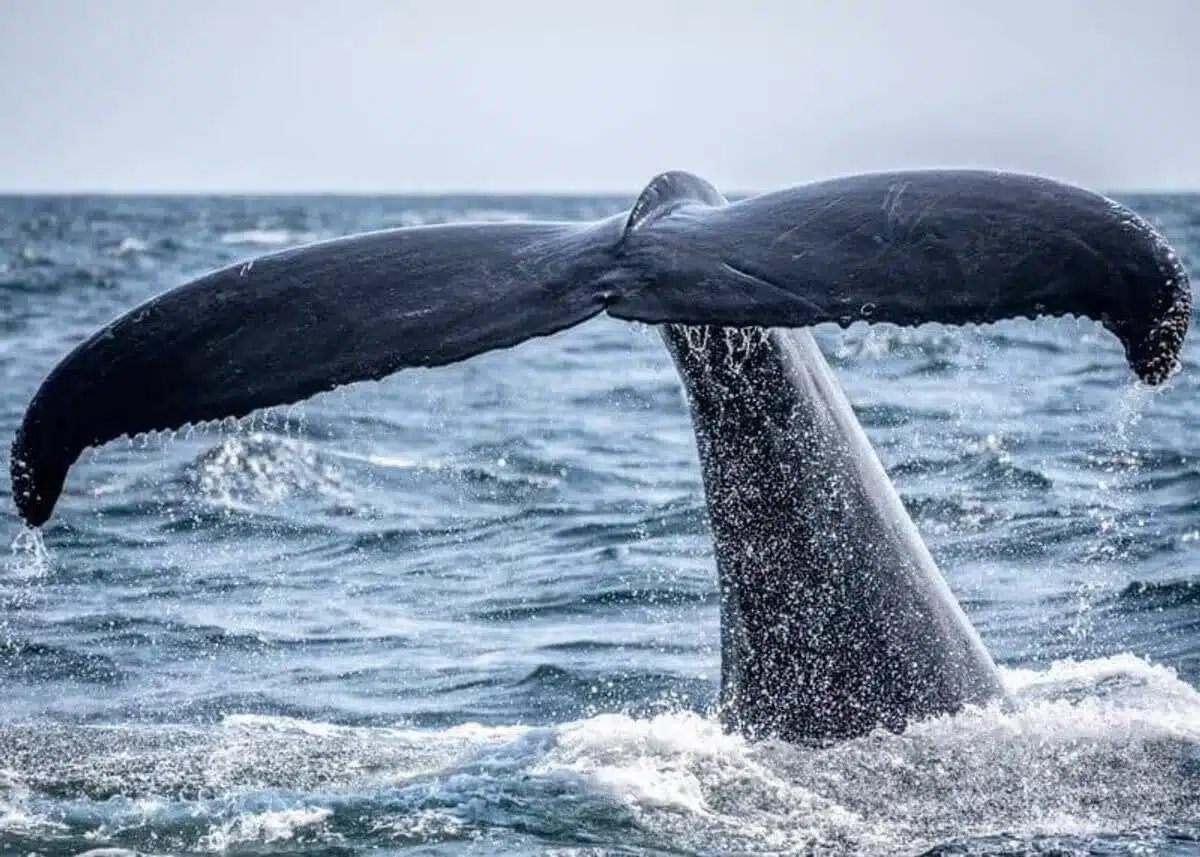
xmin=0 ymin=187 xmax=638 ymax=198
xmin=2 ymin=184 xmax=1199 ymax=197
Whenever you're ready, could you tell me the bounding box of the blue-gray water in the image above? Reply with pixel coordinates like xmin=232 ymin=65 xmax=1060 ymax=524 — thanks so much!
xmin=1 ymin=192 xmax=1198 ymax=857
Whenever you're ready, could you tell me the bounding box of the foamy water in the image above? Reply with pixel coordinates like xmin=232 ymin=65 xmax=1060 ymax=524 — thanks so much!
xmin=0 ymin=655 xmax=1195 ymax=856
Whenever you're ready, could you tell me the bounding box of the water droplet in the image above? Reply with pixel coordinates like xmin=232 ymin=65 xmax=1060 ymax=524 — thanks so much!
xmin=860 ymin=302 xmax=877 ymax=318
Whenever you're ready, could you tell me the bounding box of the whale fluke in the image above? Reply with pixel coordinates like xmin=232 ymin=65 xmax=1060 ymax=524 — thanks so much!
xmin=11 ymin=169 xmax=1190 ymax=527
xmin=610 ymin=170 xmax=1190 ymax=386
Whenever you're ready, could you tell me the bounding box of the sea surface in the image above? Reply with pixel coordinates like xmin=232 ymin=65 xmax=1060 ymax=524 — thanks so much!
xmin=0 ymin=190 xmax=1198 ymax=857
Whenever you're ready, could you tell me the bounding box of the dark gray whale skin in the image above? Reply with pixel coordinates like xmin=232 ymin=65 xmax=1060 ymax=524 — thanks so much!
xmin=665 ymin=323 xmax=1004 ymax=742
xmin=10 ymin=169 xmax=1190 ymax=744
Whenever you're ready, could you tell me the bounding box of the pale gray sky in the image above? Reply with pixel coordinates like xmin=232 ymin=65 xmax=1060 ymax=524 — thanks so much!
xmin=1 ymin=0 xmax=1197 ymax=193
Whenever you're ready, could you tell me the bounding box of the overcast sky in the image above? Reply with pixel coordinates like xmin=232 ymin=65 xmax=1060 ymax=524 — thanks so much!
xmin=1 ymin=0 xmax=1197 ymax=193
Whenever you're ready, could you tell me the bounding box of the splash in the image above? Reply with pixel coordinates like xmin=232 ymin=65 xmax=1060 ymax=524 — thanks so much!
xmin=4 ymin=527 xmax=49 ymax=580
xmin=186 ymin=432 xmax=354 ymax=510
xmin=0 ymin=654 xmax=1195 ymax=856
xmin=1072 ymin=379 xmax=1161 ymax=637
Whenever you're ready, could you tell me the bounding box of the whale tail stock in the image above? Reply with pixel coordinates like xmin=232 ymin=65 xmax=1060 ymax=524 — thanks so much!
xmin=10 ymin=169 xmax=1190 ymax=527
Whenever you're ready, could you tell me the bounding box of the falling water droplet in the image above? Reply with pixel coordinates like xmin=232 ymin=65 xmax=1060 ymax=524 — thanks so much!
xmin=7 ymin=527 xmax=50 ymax=580
xmin=861 ymin=302 xmax=877 ymax=318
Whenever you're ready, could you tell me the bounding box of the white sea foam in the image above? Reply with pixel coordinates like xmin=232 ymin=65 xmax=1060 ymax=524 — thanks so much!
xmin=113 ymin=237 xmax=150 ymax=256
xmin=219 ymin=228 xmax=318 ymax=247
xmin=199 ymin=806 xmax=332 ymax=850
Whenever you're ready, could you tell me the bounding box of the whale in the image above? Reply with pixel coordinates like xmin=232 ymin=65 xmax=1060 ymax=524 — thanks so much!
xmin=10 ymin=169 xmax=1190 ymax=744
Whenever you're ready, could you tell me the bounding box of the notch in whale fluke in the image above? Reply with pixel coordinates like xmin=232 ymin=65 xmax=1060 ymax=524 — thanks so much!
xmin=622 ymin=170 xmax=727 ymax=233
xmin=10 ymin=169 xmax=1191 ymax=527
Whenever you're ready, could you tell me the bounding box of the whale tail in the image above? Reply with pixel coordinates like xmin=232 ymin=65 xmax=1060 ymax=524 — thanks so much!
xmin=11 ymin=169 xmax=1190 ymax=526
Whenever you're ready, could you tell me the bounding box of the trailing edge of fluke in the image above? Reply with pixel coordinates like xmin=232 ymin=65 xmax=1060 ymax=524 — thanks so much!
xmin=10 ymin=168 xmax=1192 ymax=527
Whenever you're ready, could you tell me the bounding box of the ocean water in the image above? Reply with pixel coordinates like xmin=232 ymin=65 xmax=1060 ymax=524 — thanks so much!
xmin=0 ymin=190 xmax=1198 ymax=857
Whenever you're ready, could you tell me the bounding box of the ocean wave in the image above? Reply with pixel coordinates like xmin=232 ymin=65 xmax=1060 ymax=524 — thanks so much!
xmin=1117 ymin=578 xmax=1200 ymax=609
xmin=550 ymin=501 xmax=708 ymax=548
xmin=219 ymin=228 xmax=320 ymax=247
xmin=111 ymin=236 xmax=150 ymax=256
xmin=469 ymin=583 xmax=716 ymax=623
xmin=0 ymin=637 xmax=123 ymax=684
